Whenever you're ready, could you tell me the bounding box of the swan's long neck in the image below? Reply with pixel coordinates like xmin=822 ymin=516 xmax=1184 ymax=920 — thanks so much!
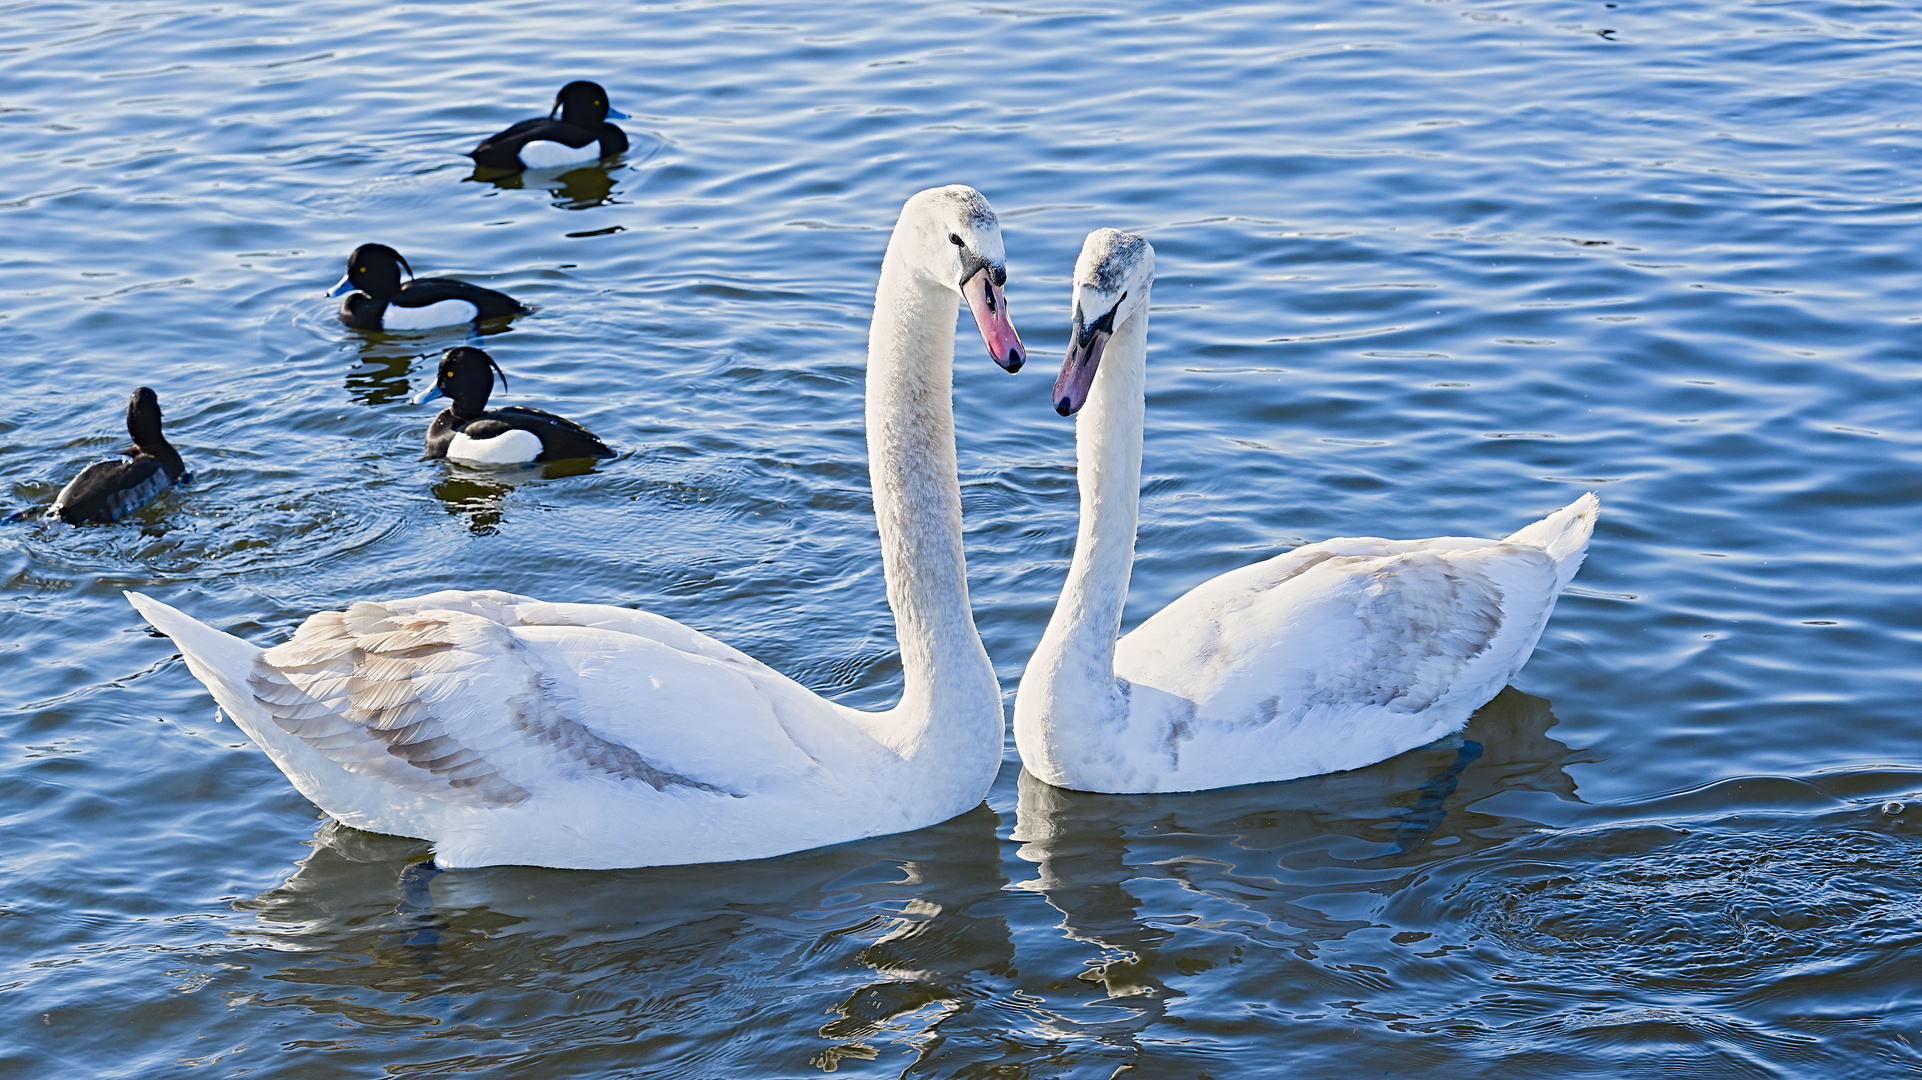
xmin=1022 ymin=292 xmax=1150 ymax=732
xmin=862 ymin=242 xmax=1002 ymax=770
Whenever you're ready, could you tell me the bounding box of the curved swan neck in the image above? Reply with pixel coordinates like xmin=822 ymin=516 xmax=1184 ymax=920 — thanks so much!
xmin=1031 ymin=288 xmax=1150 ymax=710
xmin=864 ymin=234 xmax=1000 ymax=752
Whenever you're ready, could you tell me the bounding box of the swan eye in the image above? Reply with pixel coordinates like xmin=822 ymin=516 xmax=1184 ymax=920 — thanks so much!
xmin=948 ymin=233 xmax=963 ymax=247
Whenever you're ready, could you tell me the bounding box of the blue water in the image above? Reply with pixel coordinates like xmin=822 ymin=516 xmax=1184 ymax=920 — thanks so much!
xmin=5 ymin=0 xmax=1922 ymax=1075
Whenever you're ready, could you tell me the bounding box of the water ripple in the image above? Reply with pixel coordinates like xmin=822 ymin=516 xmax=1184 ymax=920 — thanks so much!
xmin=5 ymin=0 xmax=1922 ymax=1074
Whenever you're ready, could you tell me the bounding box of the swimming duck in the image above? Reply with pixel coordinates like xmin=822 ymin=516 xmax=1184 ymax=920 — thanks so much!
xmin=416 ymin=346 xmax=614 ymax=465
xmin=45 ymin=387 xmax=190 ymax=525
xmin=469 ymin=80 xmax=630 ymax=173
xmin=127 ymin=185 xmax=1027 ymax=869
xmin=1013 ymin=228 xmax=1598 ymax=794
xmin=329 ymin=244 xmax=530 ymax=331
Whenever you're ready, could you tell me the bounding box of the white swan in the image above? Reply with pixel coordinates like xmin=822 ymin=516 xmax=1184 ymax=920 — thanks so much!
xmin=128 ymin=185 xmax=1029 ymax=869
xmin=1012 ymin=229 xmax=1597 ymax=794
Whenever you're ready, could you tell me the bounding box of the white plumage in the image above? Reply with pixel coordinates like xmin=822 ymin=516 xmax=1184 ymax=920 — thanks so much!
xmin=516 ymin=139 xmax=601 ymax=170
xmin=446 ymin=427 xmax=542 ymax=465
xmin=1013 ymin=229 xmax=1599 ymax=794
xmin=380 ymin=298 xmax=481 ymax=330
xmin=129 ymin=185 xmax=1025 ymax=869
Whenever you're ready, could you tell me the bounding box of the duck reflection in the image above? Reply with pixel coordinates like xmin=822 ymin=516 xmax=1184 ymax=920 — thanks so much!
xmin=343 ymin=345 xmax=420 ymax=407
xmin=1011 ymin=688 xmax=1599 ymax=1014
xmin=469 ymin=163 xmax=621 ymax=210
xmin=431 ymin=458 xmax=601 ymax=536
xmin=342 ymin=326 xmax=513 ymax=409
xmin=431 ymin=472 xmax=513 ymax=535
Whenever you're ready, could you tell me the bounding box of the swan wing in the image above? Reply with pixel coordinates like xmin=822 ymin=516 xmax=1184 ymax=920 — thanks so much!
xmin=245 ymin=590 xmax=833 ymax=810
xmin=506 ymin=600 xmax=816 ymax=690
xmin=1116 ymin=537 xmax=1560 ymax=732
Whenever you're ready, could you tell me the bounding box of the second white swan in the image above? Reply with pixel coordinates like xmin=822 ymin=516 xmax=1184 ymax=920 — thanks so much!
xmin=1013 ymin=228 xmax=1597 ymax=794
xmin=129 ymin=185 xmax=1028 ymax=869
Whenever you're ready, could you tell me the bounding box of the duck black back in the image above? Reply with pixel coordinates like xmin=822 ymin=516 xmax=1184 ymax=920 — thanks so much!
xmin=47 ymin=388 xmax=190 ymax=525
xmin=332 ymin=244 xmax=529 ymax=330
xmin=469 ymin=81 xmax=630 ymax=173
xmin=418 ymin=347 xmax=615 ymax=464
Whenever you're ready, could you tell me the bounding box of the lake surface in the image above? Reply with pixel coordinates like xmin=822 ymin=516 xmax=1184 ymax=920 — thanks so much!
xmin=5 ymin=0 xmax=1922 ymax=1075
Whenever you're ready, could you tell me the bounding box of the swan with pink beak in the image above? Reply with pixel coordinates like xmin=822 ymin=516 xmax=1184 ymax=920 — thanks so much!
xmin=1018 ymin=227 xmax=1598 ymax=794
xmin=125 ymin=186 xmax=1028 ymax=870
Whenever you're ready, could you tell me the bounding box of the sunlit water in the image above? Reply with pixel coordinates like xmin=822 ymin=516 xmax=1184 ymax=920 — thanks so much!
xmin=5 ymin=0 xmax=1922 ymax=1075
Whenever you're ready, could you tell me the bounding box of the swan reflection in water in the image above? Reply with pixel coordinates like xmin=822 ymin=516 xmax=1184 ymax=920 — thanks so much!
xmin=1008 ymin=687 xmax=1598 ymax=1063
xmin=226 ymin=801 xmax=1020 ymax=1074
xmin=216 ymin=689 xmax=1592 ymax=1074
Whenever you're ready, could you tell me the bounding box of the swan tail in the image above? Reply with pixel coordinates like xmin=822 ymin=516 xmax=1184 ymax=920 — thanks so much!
xmin=1502 ymin=492 xmax=1599 ymax=594
xmin=126 ymin=591 xmax=267 ymax=727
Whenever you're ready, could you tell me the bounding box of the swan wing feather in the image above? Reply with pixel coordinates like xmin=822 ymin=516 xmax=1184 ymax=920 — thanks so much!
xmin=246 ymin=590 xmax=831 ymax=811
xmin=510 ymin=602 xmax=890 ymax=773
xmin=1116 ymin=537 xmax=1560 ymax=726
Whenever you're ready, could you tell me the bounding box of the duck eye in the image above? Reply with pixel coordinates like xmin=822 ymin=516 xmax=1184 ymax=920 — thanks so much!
xmin=948 ymin=233 xmax=963 ymax=247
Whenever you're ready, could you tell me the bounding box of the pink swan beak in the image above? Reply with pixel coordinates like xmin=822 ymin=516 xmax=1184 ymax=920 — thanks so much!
xmin=962 ymin=270 xmax=1025 ymax=373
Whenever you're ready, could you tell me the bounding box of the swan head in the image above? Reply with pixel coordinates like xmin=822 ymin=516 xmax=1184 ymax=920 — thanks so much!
xmin=898 ymin=185 xmax=1026 ymax=372
xmin=1054 ymin=228 xmax=1154 ymax=416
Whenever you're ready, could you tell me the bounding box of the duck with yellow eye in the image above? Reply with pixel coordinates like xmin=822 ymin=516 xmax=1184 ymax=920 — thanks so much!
xmin=414 ymin=347 xmax=614 ymax=466
xmin=469 ymin=80 xmax=630 ymax=173
xmin=328 ymin=244 xmax=531 ymax=331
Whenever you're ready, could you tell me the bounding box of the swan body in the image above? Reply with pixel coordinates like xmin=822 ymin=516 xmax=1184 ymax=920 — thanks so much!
xmin=130 ymin=185 xmax=1027 ymax=869
xmin=1013 ymin=229 xmax=1597 ymax=794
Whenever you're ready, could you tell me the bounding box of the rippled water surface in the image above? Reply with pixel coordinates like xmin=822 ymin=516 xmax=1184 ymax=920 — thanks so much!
xmin=6 ymin=0 xmax=1922 ymax=1075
